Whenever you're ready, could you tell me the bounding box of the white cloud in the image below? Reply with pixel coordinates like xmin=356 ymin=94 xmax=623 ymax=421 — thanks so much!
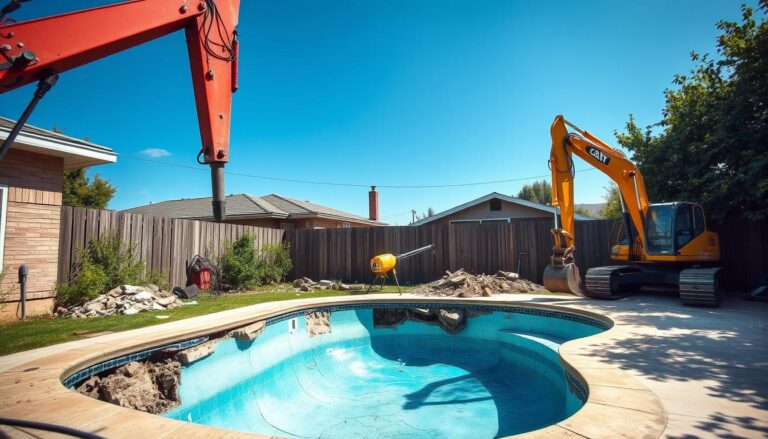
xmin=141 ymin=148 xmax=171 ymax=158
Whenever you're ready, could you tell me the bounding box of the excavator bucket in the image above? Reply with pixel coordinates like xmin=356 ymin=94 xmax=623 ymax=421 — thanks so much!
xmin=543 ymin=263 xmax=584 ymax=296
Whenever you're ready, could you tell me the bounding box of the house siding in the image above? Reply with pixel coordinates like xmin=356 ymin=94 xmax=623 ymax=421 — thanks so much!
xmin=428 ymin=199 xmax=552 ymax=226
xmin=0 ymin=149 xmax=63 ymax=320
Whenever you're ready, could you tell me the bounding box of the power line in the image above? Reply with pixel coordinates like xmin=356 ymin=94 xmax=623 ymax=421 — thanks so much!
xmin=121 ymin=155 xmax=596 ymax=189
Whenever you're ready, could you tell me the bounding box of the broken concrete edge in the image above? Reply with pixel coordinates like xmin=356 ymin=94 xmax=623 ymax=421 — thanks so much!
xmin=74 ymin=321 xmax=268 ymax=414
xmin=229 ymin=320 xmax=266 ymax=341
xmin=0 ymin=295 xmax=663 ymax=438
xmin=373 ymin=307 xmax=467 ymax=334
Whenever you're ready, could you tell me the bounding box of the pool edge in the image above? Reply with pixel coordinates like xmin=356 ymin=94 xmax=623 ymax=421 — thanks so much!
xmin=0 ymin=294 xmax=667 ymax=439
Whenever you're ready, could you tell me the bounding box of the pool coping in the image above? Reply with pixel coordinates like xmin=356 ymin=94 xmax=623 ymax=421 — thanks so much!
xmin=0 ymin=294 xmax=667 ymax=438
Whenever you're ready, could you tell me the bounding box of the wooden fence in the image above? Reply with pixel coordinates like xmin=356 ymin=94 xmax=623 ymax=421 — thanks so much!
xmin=286 ymin=219 xmax=618 ymax=285
xmin=712 ymin=216 xmax=768 ymax=292
xmin=58 ymin=207 xmax=767 ymax=292
xmin=286 ymin=217 xmax=767 ymax=292
xmin=58 ymin=206 xmax=284 ymax=287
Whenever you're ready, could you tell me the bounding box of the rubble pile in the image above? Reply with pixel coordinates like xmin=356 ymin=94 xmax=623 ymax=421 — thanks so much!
xmin=77 ymin=359 xmax=181 ymax=414
xmin=410 ymin=269 xmax=544 ymax=297
xmin=292 ymin=278 xmax=365 ymax=292
xmin=57 ymin=284 xmax=183 ymax=318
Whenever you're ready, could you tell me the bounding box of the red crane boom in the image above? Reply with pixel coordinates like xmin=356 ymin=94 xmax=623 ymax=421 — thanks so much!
xmin=0 ymin=0 xmax=240 ymax=220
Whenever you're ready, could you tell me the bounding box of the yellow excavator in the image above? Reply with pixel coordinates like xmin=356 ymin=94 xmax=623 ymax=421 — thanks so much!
xmin=543 ymin=115 xmax=724 ymax=306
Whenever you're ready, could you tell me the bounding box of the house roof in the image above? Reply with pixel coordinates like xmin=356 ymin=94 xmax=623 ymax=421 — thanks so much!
xmin=0 ymin=117 xmax=116 ymax=169
xmin=575 ymin=203 xmax=606 ymax=218
xmin=122 ymin=193 xmax=385 ymax=226
xmin=410 ymin=192 xmax=594 ymax=226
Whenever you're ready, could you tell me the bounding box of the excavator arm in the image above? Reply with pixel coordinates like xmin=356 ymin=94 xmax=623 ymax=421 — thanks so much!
xmin=0 ymin=0 xmax=240 ymax=220
xmin=544 ymin=115 xmax=651 ymax=294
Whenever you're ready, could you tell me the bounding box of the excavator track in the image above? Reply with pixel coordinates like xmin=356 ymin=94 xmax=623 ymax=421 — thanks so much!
xmin=679 ymin=267 xmax=723 ymax=307
xmin=584 ymin=265 xmax=634 ymax=299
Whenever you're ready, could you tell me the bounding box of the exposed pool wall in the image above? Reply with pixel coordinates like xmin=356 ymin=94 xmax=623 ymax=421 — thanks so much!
xmin=162 ymin=304 xmax=605 ymax=438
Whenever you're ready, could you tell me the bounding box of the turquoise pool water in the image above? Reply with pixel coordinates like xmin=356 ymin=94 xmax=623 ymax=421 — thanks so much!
xmin=164 ymin=304 xmax=605 ymax=438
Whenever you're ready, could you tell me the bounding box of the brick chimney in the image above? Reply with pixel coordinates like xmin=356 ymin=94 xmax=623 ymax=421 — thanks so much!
xmin=368 ymin=186 xmax=379 ymax=222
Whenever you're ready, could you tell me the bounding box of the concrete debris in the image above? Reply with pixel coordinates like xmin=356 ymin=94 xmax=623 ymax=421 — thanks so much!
xmin=58 ymin=285 xmax=183 ymax=319
xmin=176 ymin=340 xmax=217 ymax=365
xmin=306 ymin=311 xmax=331 ymax=337
xmin=76 ymin=359 xmax=181 ymax=414
xmin=230 ymin=320 xmax=266 ymax=341
xmin=411 ymin=269 xmax=543 ymax=297
xmin=292 ymin=278 xmax=365 ymax=293
xmin=374 ymin=308 xmax=467 ymax=334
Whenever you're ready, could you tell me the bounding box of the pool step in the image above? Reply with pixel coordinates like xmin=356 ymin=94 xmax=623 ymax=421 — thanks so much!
xmin=497 ymin=330 xmax=562 ymax=352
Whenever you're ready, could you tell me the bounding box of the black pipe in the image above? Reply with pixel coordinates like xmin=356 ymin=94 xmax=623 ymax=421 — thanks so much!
xmin=0 ymin=72 xmax=58 ymax=162
xmin=18 ymin=264 xmax=27 ymax=320
xmin=0 ymin=417 xmax=105 ymax=439
xmin=396 ymin=244 xmax=435 ymax=260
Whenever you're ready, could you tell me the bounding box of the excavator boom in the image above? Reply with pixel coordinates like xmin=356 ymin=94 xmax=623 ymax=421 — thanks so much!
xmin=543 ymin=115 xmax=723 ymax=306
xmin=0 ymin=0 xmax=240 ymax=220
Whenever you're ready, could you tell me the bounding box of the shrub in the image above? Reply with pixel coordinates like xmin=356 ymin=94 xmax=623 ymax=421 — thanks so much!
xmin=217 ymin=234 xmax=293 ymax=291
xmin=56 ymin=260 xmax=108 ymax=306
xmin=218 ymin=233 xmax=262 ymax=291
xmin=85 ymin=234 xmax=144 ymax=288
xmin=260 ymin=243 xmax=293 ymax=284
xmin=56 ymin=233 xmax=160 ymax=306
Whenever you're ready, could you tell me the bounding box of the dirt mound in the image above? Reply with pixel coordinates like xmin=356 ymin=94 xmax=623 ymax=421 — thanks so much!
xmin=410 ymin=269 xmax=544 ymax=297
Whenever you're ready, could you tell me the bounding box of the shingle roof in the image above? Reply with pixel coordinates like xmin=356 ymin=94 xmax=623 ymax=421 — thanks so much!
xmin=122 ymin=194 xmax=286 ymax=219
xmin=122 ymin=193 xmax=385 ymax=225
xmin=410 ymin=192 xmax=595 ymax=226
xmin=0 ymin=117 xmax=113 ymax=152
xmin=0 ymin=116 xmax=116 ymax=169
xmin=262 ymin=194 xmax=374 ymax=222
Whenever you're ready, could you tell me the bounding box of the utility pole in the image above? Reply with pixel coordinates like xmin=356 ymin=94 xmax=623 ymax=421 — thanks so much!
xmin=411 ymin=209 xmax=416 ymax=224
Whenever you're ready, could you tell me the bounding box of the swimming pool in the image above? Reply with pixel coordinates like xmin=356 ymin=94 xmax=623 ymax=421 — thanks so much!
xmin=163 ymin=303 xmax=607 ymax=438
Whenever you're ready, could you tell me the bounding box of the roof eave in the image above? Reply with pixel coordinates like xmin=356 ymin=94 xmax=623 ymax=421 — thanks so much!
xmin=0 ymin=126 xmax=117 ymax=169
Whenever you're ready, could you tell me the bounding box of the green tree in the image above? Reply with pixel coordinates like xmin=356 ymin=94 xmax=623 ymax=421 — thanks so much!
xmin=412 ymin=207 xmax=436 ymax=223
xmin=574 ymin=206 xmax=592 ymax=217
xmin=63 ymin=168 xmax=116 ymax=209
xmin=601 ymin=184 xmax=623 ymax=220
xmin=615 ymin=2 xmax=768 ymax=219
xmin=516 ymin=180 xmax=551 ymax=205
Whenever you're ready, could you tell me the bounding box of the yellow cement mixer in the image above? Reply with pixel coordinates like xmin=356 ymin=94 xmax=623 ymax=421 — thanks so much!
xmin=367 ymin=244 xmax=435 ymax=293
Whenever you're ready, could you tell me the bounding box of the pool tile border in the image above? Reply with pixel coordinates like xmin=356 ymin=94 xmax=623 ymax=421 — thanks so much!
xmin=266 ymin=302 xmax=611 ymax=330
xmin=61 ymin=336 xmax=209 ymax=389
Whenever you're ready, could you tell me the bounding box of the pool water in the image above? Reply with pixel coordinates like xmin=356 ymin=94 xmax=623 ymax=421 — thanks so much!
xmin=164 ymin=305 xmax=604 ymax=438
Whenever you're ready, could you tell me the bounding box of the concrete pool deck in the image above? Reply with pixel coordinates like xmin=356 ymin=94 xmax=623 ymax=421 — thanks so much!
xmin=0 ymin=293 xmax=765 ymax=438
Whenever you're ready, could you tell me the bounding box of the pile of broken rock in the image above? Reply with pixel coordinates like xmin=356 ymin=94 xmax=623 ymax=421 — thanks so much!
xmin=292 ymin=277 xmax=365 ymax=292
xmin=410 ymin=269 xmax=545 ymax=297
xmin=57 ymin=284 xmax=183 ymax=319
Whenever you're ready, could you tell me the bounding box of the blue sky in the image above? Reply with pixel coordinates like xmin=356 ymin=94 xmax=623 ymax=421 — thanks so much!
xmin=0 ymin=0 xmax=744 ymax=224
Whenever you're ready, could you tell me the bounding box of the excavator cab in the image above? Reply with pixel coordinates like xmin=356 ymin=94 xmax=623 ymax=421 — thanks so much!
xmin=645 ymin=202 xmax=718 ymax=260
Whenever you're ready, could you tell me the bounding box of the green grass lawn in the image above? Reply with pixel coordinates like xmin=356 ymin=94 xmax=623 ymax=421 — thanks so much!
xmin=0 ymin=285 xmax=408 ymax=356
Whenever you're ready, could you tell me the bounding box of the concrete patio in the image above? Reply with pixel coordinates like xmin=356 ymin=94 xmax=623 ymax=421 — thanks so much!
xmin=0 ymin=293 xmax=766 ymax=438
xmin=537 ymin=293 xmax=768 ymax=438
